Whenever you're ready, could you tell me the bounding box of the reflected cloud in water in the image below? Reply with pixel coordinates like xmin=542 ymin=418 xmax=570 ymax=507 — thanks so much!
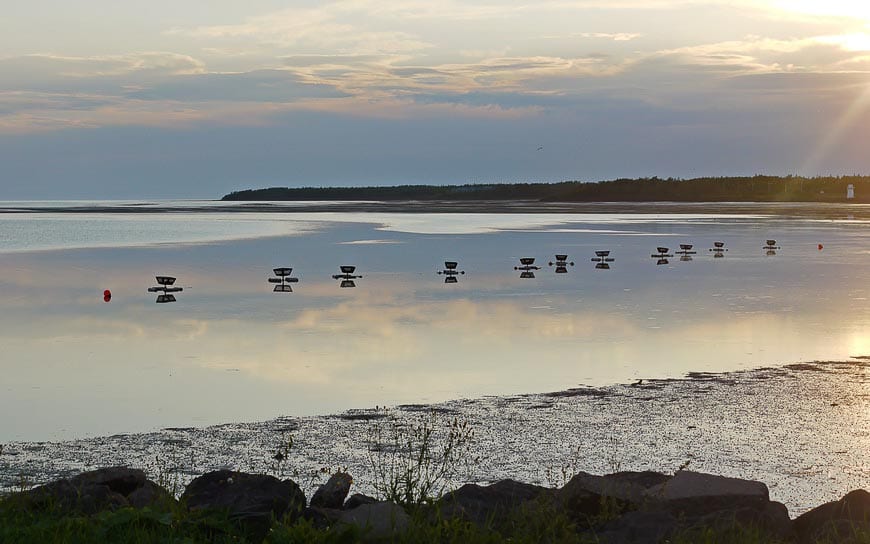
xmin=0 ymin=209 xmax=867 ymax=441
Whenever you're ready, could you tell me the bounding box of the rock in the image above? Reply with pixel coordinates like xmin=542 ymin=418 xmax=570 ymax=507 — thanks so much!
xmin=182 ymin=470 xmax=306 ymax=540
xmin=645 ymin=470 xmax=770 ymax=516
xmin=595 ymin=510 xmax=679 ymax=544
xmin=695 ymin=500 xmax=792 ymax=540
xmin=558 ymin=471 xmax=671 ymax=519
xmin=337 ymin=501 xmax=410 ymax=540
xmin=344 ymin=493 xmax=378 ymax=510
xmin=578 ymin=471 xmax=790 ymax=542
xmin=70 ymin=467 xmax=147 ymax=495
xmin=301 ymin=505 xmax=344 ymax=530
xmin=565 ymin=471 xmax=671 ymax=504
xmin=311 ymin=472 xmax=353 ymax=509
xmin=794 ymin=489 xmax=870 ymax=543
xmin=436 ymin=479 xmax=553 ymax=528
xmin=11 ymin=467 xmax=171 ymax=515
xmin=127 ymin=480 xmax=173 ymax=509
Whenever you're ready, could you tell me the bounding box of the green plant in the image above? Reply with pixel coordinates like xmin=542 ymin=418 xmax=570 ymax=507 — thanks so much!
xmin=268 ymin=433 xmax=294 ymax=478
xmin=367 ymin=410 xmax=476 ymax=507
xmin=145 ymin=454 xmax=183 ymax=497
xmin=605 ymin=434 xmax=622 ymax=473
xmin=544 ymin=445 xmax=583 ymax=488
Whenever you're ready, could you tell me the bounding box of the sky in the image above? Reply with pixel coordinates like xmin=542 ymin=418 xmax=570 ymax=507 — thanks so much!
xmin=3 ymin=0 xmax=870 ymax=198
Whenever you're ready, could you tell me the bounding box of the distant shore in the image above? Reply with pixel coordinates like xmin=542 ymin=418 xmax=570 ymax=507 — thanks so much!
xmin=2 ymin=200 xmax=868 ymax=221
xmin=222 ymin=176 xmax=870 ymax=204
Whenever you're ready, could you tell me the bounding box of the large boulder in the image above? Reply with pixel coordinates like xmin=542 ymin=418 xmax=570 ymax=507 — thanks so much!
xmin=645 ymin=470 xmax=771 ymax=516
xmin=436 ymin=479 xmax=553 ymax=528
xmin=575 ymin=471 xmax=791 ymax=542
xmin=794 ymin=489 xmax=870 ymax=543
xmin=11 ymin=467 xmax=171 ymax=514
xmin=558 ymin=471 xmax=671 ymax=519
xmin=337 ymin=501 xmax=410 ymax=540
xmin=595 ymin=510 xmax=680 ymax=544
xmin=344 ymin=493 xmax=378 ymax=510
xmin=181 ymin=470 xmax=306 ymax=540
xmin=311 ymin=472 xmax=353 ymax=509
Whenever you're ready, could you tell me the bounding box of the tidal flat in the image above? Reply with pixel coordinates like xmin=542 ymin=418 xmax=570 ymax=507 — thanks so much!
xmin=1 ymin=359 xmax=866 ymax=517
xmin=0 ymin=201 xmax=867 ymax=517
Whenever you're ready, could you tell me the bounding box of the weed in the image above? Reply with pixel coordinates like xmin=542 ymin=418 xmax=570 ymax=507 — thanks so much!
xmin=544 ymin=445 xmax=583 ymax=488
xmin=367 ymin=410 xmax=476 ymax=507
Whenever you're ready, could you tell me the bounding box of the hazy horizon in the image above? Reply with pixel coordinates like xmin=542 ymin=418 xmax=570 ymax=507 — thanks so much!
xmin=5 ymin=1 xmax=870 ymax=198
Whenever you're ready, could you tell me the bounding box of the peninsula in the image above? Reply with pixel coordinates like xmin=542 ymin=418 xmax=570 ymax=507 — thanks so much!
xmin=222 ymin=175 xmax=868 ymax=203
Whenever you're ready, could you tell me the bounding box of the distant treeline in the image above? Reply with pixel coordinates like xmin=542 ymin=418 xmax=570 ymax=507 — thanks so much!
xmin=222 ymin=176 xmax=869 ymax=203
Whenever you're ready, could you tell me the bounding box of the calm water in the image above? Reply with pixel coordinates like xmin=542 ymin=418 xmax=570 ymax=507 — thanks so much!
xmin=0 ymin=202 xmax=868 ymax=443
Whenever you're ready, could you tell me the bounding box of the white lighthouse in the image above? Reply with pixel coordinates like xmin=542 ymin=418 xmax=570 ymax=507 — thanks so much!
xmin=847 ymin=184 xmax=855 ymax=199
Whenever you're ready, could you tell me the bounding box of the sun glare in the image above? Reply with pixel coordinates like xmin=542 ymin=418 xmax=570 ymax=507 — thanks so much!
xmin=818 ymin=32 xmax=870 ymax=51
xmin=776 ymin=0 xmax=870 ymax=21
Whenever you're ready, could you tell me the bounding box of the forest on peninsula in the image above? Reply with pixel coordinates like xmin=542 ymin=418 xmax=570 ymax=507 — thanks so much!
xmin=222 ymin=175 xmax=869 ymax=203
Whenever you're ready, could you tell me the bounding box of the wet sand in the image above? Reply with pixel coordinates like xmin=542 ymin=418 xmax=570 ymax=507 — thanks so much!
xmin=2 ymin=200 xmax=869 ymax=220
xmin=1 ymin=358 xmax=866 ymax=517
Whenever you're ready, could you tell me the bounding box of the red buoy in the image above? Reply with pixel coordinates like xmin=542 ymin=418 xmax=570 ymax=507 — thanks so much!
xmin=103 ymin=289 xmax=112 ymax=302
xmin=818 ymin=244 xmax=823 ymax=250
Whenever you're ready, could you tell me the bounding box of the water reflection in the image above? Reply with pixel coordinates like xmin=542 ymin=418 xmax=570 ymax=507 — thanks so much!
xmin=437 ymin=261 xmax=465 ymax=284
xmin=332 ymin=265 xmax=362 ymax=288
xmin=0 ymin=210 xmax=867 ymax=441
xmin=514 ymin=257 xmax=541 ymax=278
xmin=548 ymin=254 xmax=574 ymax=274
xmin=709 ymin=241 xmax=728 ymax=255
xmin=147 ymin=276 xmax=183 ymax=304
xmin=269 ymin=267 xmax=299 ymax=293
xmin=676 ymin=244 xmax=697 ymax=256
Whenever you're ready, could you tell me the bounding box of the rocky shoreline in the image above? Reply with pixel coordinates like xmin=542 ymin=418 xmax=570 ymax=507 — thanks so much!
xmin=2 ymin=360 xmax=867 ymax=520
xmin=4 ymin=466 xmax=868 ymax=543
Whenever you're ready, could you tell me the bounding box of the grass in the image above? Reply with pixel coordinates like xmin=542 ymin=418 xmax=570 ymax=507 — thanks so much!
xmin=0 ymin=489 xmax=860 ymax=542
xmin=4 ymin=490 xmax=869 ymax=544
xmin=2 ymin=411 xmax=867 ymax=543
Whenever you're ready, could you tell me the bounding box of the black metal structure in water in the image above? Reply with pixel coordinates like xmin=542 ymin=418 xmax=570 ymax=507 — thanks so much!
xmin=709 ymin=241 xmax=728 ymax=257
xmin=548 ymin=254 xmax=574 ymax=273
xmin=651 ymin=246 xmax=673 ymax=258
xmin=514 ymin=257 xmax=540 ymax=278
xmin=332 ymin=265 xmax=362 ymax=288
xmin=591 ymin=250 xmax=615 ymax=270
xmin=675 ymin=244 xmax=697 ymax=255
xmin=147 ymin=276 xmax=183 ymax=303
xmin=268 ymin=267 xmax=299 ymax=293
xmin=763 ymin=239 xmax=781 ymax=253
xmin=437 ymin=261 xmax=465 ymax=283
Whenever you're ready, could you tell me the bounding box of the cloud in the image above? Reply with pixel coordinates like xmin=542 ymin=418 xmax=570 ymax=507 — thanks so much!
xmin=174 ymin=5 xmax=430 ymax=55
xmin=0 ymin=52 xmax=205 ymax=82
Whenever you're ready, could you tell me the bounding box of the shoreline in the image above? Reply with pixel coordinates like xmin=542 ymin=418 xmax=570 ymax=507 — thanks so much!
xmin=2 ymin=358 xmax=866 ymax=517
xmin=2 ymin=200 xmax=869 ymax=219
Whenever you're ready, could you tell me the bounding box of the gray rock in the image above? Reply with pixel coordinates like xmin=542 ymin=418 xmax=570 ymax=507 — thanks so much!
xmin=565 ymin=471 xmax=671 ymax=504
xmin=558 ymin=471 xmax=672 ymax=519
xmin=302 ymin=505 xmax=344 ymax=529
xmin=436 ymin=479 xmax=553 ymax=527
xmin=694 ymin=500 xmax=792 ymax=539
xmin=127 ymin=480 xmax=173 ymax=509
xmin=337 ymin=501 xmax=410 ymax=540
xmin=595 ymin=510 xmax=679 ymax=544
xmin=794 ymin=489 xmax=870 ymax=543
xmin=12 ymin=467 xmax=170 ymax=514
xmin=70 ymin=467 xmax=147 ymax=496
xmin=182 ymin=470 xmax=306 ymax=540
xmin=344 ymin=493 xmax=378 ymax=510
xmin=645 ymin=470 xmax=770 ymax=516
xmin=311 ymin=472 xmax=353 ymax=509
